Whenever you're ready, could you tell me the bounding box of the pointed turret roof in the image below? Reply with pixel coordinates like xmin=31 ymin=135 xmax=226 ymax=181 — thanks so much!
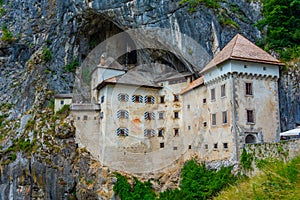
xmin=200 ymin=34 xmax=284 ymax=74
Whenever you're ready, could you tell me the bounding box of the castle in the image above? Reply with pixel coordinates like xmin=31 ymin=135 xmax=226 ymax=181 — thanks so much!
xmin=69 ymin=34 xmax=284 ymax=174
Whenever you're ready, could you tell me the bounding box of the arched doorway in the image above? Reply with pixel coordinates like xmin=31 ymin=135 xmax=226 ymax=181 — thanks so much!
xmin=245 ymin=134 xmax=257 ymax=144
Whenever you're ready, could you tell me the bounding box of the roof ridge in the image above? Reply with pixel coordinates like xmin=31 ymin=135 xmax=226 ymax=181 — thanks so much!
xmin=229 ymin=34 xmax=239 ymax=58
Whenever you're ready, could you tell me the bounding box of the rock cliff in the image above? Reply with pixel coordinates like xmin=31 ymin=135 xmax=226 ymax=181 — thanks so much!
xmin=0 ymin=0 xmax=299 ymax=199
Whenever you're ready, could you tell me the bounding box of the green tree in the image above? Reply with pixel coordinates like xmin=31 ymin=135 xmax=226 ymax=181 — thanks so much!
xmin=256 ymin=0 xmax=300 ymax=60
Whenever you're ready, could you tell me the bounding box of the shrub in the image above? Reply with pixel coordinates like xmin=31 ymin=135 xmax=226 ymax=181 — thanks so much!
xmin=42 ymin=47 xmax=52 ymax=62
xmin=1 ymin=25 xmax=14 ymax=43
xmin=64 ymin=59 xmax=79 ymax=73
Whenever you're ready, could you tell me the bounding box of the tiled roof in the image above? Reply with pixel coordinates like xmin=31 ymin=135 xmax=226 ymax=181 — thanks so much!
xmin=200 ymin=34 xmax=284 ymax=74
xmin=54 ymin=93 xmax=73 ymax=99
xmin=181 ymin=76 xmax=204 ymax=94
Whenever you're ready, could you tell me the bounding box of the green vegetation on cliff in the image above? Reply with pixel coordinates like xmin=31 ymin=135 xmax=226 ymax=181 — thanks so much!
xmin=256 ymin=0 xmax=300 ymax=61
xmin=113 ymin=160 xmax=237 ymax=200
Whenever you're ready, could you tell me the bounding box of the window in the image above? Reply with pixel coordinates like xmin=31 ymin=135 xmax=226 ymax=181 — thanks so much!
xmin=174 ymin=94 xmax=179 ymax=102
xmin=187 ymin=104 xmax=190 ymax=109
xmin=158 ymin=112 xmax=164 ymax=119
xmin=100 ymin=112 xmax=104 ymax=119
xmin=204 ymin=144 xmax=208 ymax=149
xmin=94 ymin=116 xmax=97 ymax=120
xmin=211 ymin=88 xmax=215 ymax=101
xmin=77 ymin=116 xmax=80 ymax=120
xmin=160 ymin=96 xmax=165 ymax=103
xmin=223 ymin=143 xmax=228 ymax=149
xmin=222 ymin=111 xmax=228 ymax=124
xmin=188 ymin=145 xmax=192 ymax=149
xmin=174 ymin=128 xmax=179 ymax=137
xmin=203 ymin=122 xmax=207 ymax=127
xmin=221 ymin=84 xmax=226 ymax=97
xmin=158 ymin=129 xmax=163 ymax=137
xmin=244 ymin=64 xmax=247 ymax=68
xmin=212 ymin=113 xmax=216 ymax=126
xmin=117 ymin=110 xmax=129 ymax=119
xmin=60 ymin=100 xmax=64 ymax=105
xmin=132 ymin=95 xmax=143 ymax=103
xmin=118 ymin=93 xmax=129 ymax=102
xmin=203 ymin=98 xmax=207 ymax=104
xmin=173 ymin=146 xmax=178 ymax=150
xmin=83 ymin=115 xmax=88 ymax=120
xmin=214 ymin=143 xmax=218 ymax=149
xmin=144 ymin=95 xmax=155 ymax=104
xmin=263 ymin=66 xmax=266 ymax=71
xmin=174 ymin=111 xmax=179 ymax=119
xmin=144 ymin=112 xmax=155 ymax=120
xmin=100 ymin=96 xmax=105 ymax=103
xmin=116 ymin=128 xmax=129 ymax=136
xmin=188 ymin=125 xmax=191 ymax=130
xmin=160 ymin=143 xmax=164 ymax=148
xmin=245 ymin=82 xmax=253 ymax=95
xmin=144 ymin=129 xmax=155 ymax=137
xmin=247 ymin=110 xmax=254 ymax=123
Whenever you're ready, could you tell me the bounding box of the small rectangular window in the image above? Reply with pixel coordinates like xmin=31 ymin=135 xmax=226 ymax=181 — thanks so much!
xmin=60 ymin=100 xmax=64 ymax=105
xmin=77 ymin=116 xmax=80 ymax=120
xmin=174 ymin=111 xmax=179 ymax=119
xmin=214 ymin=143 xmax=218 ymax=149
xmin=174 ymin=128 xmax=179 ymax=137
xmin=205 ymin=144 xmax=208 ymax=149
xmin=174 ymin=94 xmax=179 ymax=102
xmin=160 ymin=142 xmax=164 ymax=148
xmin=83 ymin=115 xmax=88 ymax=120
xmin=173 ymin=146 xmax=178 ymax=150
xmin=203 ymin=122 xmax=207 ymax=127
xmin=246 ymin=83 xmax=253 ymax=95
xmin=118 ymin=93 xmax=128 ymax=102
xmin=101 ymin=96 xmax=105 ymax=103
xmin=222 ymin=111 xmax=228 ymax=124
xmin=223 ymin=143 xmax=228 ymax=149
xmin=203 ymin=98 xmax=207 ymax=104
xmin=158 ymin=129 xmax=163 ymax=137
xmin=221 ymin=84 xmax=226 ymax=97
xmin=212 ymin=113 xmax=216 ymax=126
xmin=188 ymin=145 xmax=192 ymax=149
xmin=247 ymin=110 xmax=254 ymax=123
xmin=187 ymin=104 xmax=190 ymax=109
xmin=188 ymin=125 xmax=191 ymax=130
xmin=211 ymin=88 xmax=215 ymax=101
xmin=100 ymin=112 xmax=104 ymax=119
xmin=160 ymin=96 xmax=165 ymax=103
xmin=158 ymin=112 xmax=164 ymax=119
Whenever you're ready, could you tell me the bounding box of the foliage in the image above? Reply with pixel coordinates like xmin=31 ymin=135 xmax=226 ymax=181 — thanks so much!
xmin=113 ymin=173 xmax=156 ymax=200
xmin=56 ymin=104 xmax=70 ymax=117
xmin=1 ymin=25 xmax=14 ymax=43
xmin=179 ymin=0 xmax=221 ymax=11
xmin=64 ymin=59 xmax=79 ymax=73
xmin=41 ymin=47 xmax=52 ymax=62
xmin=240 ymin=148 xmax=253 ymax=171
xmin=114 ymin=160 xmax=237 ymax=200
xmin=256 ymin=0 xmax=300 ymax=61
xmin=215 ymin=156 xmax=300 ymax=200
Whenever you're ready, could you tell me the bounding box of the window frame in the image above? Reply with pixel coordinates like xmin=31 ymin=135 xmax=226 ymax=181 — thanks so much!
xmin=174 ymin=111 xmax=179 ymax=119
xmin=160 ymin=96 xmax=165 ymax=103
xmin=221 ymin=84 xmax=226 ymax=97
xmin=245 ymin=82 xmax=253 ymax=96
xmin=211 ymin=113 xmax=216 ymax=126
xmin=211 ymin=88 xmax=216 ymax=101
xmin=247 ymin=110 xmax=254 ymax=124
xmin=222 ymin=111 xmax=228 ymax=124
xmin=174 ymin=128 xmax=179 ymax=137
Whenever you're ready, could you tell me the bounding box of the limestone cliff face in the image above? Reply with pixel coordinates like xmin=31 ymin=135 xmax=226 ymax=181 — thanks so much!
xmin=0 ymin=0 xmax=299 ymax=199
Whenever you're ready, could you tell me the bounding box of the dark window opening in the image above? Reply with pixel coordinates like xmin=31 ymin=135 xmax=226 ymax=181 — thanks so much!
xmin=174 ymin=111 xmax=179 ymax=119
xmin=204 ymin=144 xmax=208 ymax=149
xmin=158 ymin=129 xmax=163 ymax=137
xmin=203 ymin=98 xmax=207 ymax=104
xmin=246 ymin=83 xmax=253 ymax=95
xmin=160 ymin=96 xmax=165 ymax=103
xmin=160 ymin=142 xmax=164 ymax=148
xmin=83 ymin=115 xmax=88 ymax=120
xmin=101 ymin=96 xmax=105 ymax=103
xmin=245 ymin=134 xmax=257 ymax=144
xmin=222 ymin=111 xmax=228 ymax=124
xmin=174 ymin=129 xmax=179 ymax=137
xmin=223 ymin=143 xmax=228 ymax=149
xmin=214 ymin=143 xmax=218 ymax=149
xmin=212 ymin=114 xmax=216 ymax=126
xmin=174 ymin=94 xmax=179 ymax=102
xmin=60 ymin=100 xmax=64 ymax=105
xmin=188 ymin=145 xmax=192 ymax=149
xmin=173 ymin=146 xmax=178 ymax=150
xmin=247 ymin=110 xmax=254 ymax=123
xmin=158 ymin=112 xmax=164 ymax=119
xmin=203 ymin=122 xmax=207 ymax=127
xmin=187 ymin=104 xmax=190 ymax=109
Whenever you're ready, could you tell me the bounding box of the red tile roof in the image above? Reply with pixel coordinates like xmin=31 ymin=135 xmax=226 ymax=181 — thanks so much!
xmin=181 ymin=76 xmax=204 ymax=94
xmin=200 ymin=34 xmax=284 ymax=74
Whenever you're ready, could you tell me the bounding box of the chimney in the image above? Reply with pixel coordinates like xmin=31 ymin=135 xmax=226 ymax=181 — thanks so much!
xmin=100 ymin=54 xmax=105 ymax=66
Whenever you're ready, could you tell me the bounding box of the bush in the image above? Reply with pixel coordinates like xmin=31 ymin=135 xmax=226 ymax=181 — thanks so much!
xmin=1 ymin=25 xmax=14 ymax=43
xmin=42 ymin=47 xmax=52 ymax=62
xmin=64 ymin=59 xmax=79 ymax=73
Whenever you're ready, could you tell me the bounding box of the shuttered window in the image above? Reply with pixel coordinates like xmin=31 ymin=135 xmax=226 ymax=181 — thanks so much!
xmin=144 ymin=112 xmax=155 ymax=120
xmin=144 ymin=96 xmax=155 ymax=104
xmin=116 ymin=128 xmax=129 ymax=136
xmin=118 ymin=93 xmax=129 ymax=102
xmin=117 ymin=110 xmax=129 ymax=119
xmin=144 ymin=129 xmax=155 ymax=137
xmin=132 ymin=95 xmax=143 ymax=103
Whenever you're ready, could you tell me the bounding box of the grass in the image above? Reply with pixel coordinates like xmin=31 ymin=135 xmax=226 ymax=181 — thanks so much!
xmin=214 ymin=156 xmax=300 ymax=200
